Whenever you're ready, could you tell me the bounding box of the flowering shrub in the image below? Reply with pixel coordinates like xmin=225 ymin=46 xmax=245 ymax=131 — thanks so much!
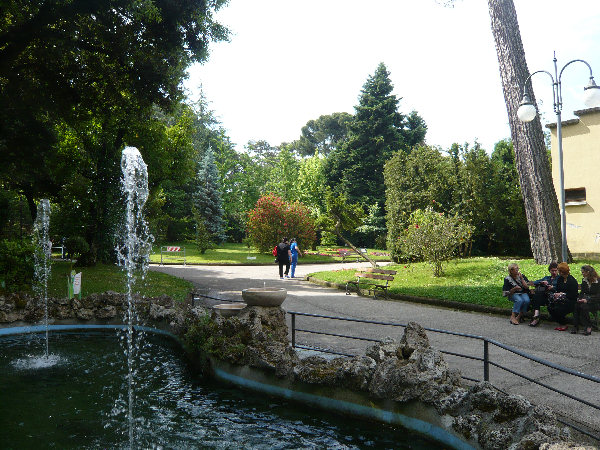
xmin=247 ymin=194 xmax=316 ymax=253
xmin=399 ymin=208 xmax=473 ymax=277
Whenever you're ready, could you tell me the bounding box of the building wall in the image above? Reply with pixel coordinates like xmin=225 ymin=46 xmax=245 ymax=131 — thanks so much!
xmin=548 ymin=108 xmax=600 ymax=259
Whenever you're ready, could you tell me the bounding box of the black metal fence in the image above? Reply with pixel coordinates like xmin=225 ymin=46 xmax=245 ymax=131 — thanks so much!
xmin=287 ymin=310 xmax=600 ymax=442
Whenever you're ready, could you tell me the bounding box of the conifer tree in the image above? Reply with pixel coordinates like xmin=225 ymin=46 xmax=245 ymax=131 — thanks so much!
xmin=194 ymin=146 xmax=226 ymax=244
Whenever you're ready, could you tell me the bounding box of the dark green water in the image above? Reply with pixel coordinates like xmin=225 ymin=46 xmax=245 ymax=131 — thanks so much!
xmin=0 ymin=332 xmax=442 ymax=449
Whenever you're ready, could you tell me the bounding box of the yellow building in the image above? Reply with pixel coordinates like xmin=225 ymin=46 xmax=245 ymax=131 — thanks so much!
xmin=547 ymin=107 xmax=600 ymax=259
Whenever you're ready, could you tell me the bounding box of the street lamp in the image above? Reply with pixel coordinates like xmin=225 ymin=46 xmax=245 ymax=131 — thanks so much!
xmin=517 ymin=53 xmax=600 ymax=262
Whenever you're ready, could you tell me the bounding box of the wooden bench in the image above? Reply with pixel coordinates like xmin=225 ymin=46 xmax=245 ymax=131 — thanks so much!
xmin=339 ymin=248 xmax=367 ymax=263
xmin=345 ymin=268 xmax=396 ymax=299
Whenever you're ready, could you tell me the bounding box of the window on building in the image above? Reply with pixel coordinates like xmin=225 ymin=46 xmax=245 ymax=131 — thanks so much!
xmin=565 ymin=187 xmax=586 ymax=206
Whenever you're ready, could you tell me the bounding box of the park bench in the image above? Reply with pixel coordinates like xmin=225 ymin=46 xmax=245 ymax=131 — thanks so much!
xmin=345 ymin=268 xmax=396 ymax=299
xmin=339 ymin=248 xmax=367 ymax=263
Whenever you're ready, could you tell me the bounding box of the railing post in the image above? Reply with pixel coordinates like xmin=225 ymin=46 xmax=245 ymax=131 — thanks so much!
xmin=484 ymin=339 xmax=490 ymax=382
xmin=291 ymin=313 xmax=296 ymax=348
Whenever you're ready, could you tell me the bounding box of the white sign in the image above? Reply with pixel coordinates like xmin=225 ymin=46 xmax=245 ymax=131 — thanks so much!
xmin=73 ymin=272 xmax=82 ymax=295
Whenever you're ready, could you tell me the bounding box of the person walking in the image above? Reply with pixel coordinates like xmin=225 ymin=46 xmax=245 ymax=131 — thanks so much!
xmin=276 ymin=237 xmax=292 ymax=279
xmin=290 ymin=238 xmax=303 ymax=279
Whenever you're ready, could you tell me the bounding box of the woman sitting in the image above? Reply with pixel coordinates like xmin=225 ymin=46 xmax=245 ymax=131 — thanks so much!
xmin=549 ymin=262 xmax=578 ymax=331
xmin=572 ymin=265 xmax=599 ymax=336
xmin=529 ymin=262 xmax=559 ymax=327
xmin=503 ymin=263 xmax=533 ymax=325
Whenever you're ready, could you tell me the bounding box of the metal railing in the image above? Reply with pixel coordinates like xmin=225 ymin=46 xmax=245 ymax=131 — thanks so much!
xmin=287 ymin=310 xmax=600 ymax=441
xmin=190 ymin=293 xmax=600 ymax=441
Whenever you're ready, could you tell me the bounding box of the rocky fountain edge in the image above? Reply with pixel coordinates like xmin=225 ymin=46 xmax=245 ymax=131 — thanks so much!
xmin=0 ymin=291 xmax=596 ymax=450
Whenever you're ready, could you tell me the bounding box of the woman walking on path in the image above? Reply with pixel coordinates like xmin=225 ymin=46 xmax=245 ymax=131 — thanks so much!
xmin=503 ymin=263 xmax=533 ymax=325
xmin=276 ymin=237 xmax=292 ymax=279
xmin=290 ymin=238 xmax=303 ymax=279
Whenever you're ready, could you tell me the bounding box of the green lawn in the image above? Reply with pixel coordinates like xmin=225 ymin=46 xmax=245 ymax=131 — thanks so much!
xmin=308 ymin=257 xmax=597 ymax=310
xmin=47 ymin=261 xmax=193 ymax=302
xmin=149 ymin=242 xmax=391 ymax=265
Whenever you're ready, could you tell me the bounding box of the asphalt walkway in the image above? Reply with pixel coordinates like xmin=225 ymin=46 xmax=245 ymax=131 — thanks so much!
xmin=150 ymin=262 xmax=600 ymax=438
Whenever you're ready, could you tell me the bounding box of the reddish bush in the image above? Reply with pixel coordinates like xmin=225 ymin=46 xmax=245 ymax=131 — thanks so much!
xmin=247 ymin=195 xmax=316 ymax=253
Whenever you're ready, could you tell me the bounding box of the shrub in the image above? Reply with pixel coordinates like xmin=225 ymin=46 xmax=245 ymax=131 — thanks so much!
xmin=399 ymin=208 xmax=473 ymax=277
xmin=247 ymin=194 xmax=316 ymax=253
xmin=65 ymin=236 xmax=90 ymax=260
xmin=195 ymin=217 xmax=213 ymax=254
xmin=0 ymin=238 xmax=35 ymax=293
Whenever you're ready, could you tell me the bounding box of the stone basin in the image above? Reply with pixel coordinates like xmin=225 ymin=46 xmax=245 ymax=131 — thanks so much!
xmin=213 ymin=303 xmax=247 ymax=317
xmin=241 ymin=287 xmax=287 ymax=307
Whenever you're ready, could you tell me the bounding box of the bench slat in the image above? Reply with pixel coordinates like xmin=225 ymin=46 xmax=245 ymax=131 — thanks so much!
xmin=366 ymin=268 xmax=396 ymax=275
xmin=356 ymin=273 xmax=394 ymax=281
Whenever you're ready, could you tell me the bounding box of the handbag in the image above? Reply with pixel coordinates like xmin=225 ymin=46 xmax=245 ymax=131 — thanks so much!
xmin=549 ymin=292 xmax=568 ymax=306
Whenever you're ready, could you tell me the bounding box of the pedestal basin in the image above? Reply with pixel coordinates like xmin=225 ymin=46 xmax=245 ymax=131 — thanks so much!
xmin=213 ymin=303 xmax=247 ymax=317
xmin=241 ymin=287 xmax=287 ymax=307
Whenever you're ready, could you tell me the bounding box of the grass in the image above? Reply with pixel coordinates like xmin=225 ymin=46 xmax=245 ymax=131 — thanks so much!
xmin=46 ymin=261 xmax=193 ymax=302
xmin=148 ymin=242 xmax=391 ymax=265
xmin=308 ymin=256 xmax=598 ymax=310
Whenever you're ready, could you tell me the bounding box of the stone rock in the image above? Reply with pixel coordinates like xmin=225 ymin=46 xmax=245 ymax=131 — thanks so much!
xmin=76 ymin=308 xmax=94 ymax=320
xmin=335 ymin=356 xmax=377 ymax=391
xmin=399 ymin=321 xmax=430 ymax=358
xmin=293 ymin=356 xmax=345 ymax=385
xmin=96 ymin=305 xmax=117 ymax=320
xmin=365 ymin=336 xmax=401 ymax=362
xmin=539 ymin=443 xmax=597 ymax=450
xmin=478 ymin=426 xmax=514 ymax=450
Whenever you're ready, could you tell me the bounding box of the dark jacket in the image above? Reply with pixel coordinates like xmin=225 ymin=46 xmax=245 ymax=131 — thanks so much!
xmin=579 ymin=278 xmax=600 ymax=306
xmin=276 ymin=242 xmax=291 ymax=262
xmin=555 ymin=275 xmax=578 ymax=305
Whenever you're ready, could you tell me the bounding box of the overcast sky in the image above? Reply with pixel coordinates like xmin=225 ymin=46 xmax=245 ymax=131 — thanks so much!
xmin=185 ymin=0 xmax=600 ymax=154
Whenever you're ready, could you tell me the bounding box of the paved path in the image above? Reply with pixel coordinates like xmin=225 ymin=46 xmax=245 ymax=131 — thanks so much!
xmin=150 ymin=262 xmax=600 ymax=437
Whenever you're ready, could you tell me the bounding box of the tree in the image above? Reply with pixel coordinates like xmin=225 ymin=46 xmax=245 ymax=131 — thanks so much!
xmin=0 ymin=0 xmax=229 ymax=262
xmin=317 ymin=189 xmax=378 ymax=268
xmin=247 ymin=195 xmax=316 ymax=253
xmin=194 ymin=146 xmax=226 ymax=245
xmin=291 ymin=112 xmax=353 ymax=157
xmin=400 ymin=208 xmax=473 ymax=277
xmin=384 ymin=145 xmax=455 ymax=255
xmin=324 ymin=63 xmax=403 ymax=207
xmin=487 ymin=0 xmax=562 ymax=263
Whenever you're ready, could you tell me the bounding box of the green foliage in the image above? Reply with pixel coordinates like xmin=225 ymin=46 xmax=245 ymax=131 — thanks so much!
xmin=0 ymin=238 xmax=35 ymax=293
xmin=399 ymin=208 xmax=473 ymax=277
xmin=194 ymin=146 xmax=226 ymax=243
xmin=355 ymin=202 xmax=386 ymax=248
xmin=65 ymin=236 xmax=90 ymax=260
xmin=247 ymin=195 xmax=316 ymax=253
xmin=291 ymin=112 xmax=353 ymax=157
xmin=194 ymin=217 xmax=213 ymax=254
xmin=320 ymin=231 xmax=338 ymax=247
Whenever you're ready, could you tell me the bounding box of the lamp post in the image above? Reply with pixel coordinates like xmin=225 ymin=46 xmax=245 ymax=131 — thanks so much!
xmin=517 ymin=53 xmax=600 ymax=262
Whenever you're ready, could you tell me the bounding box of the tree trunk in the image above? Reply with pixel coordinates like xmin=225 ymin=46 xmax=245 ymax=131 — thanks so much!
xmin=334 ymin=221 xmax=379 ymax=268
xmin=488 ymin=0 xmax=563 ymax=263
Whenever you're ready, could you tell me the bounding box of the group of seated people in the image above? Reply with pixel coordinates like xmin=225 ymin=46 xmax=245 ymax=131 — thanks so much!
xmin=502 ymin=262 xmax=599 ymax=335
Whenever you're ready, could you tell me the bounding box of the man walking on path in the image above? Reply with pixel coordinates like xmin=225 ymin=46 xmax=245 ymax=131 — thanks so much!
xmin=276 ymin=237 xmax=292 ymax=279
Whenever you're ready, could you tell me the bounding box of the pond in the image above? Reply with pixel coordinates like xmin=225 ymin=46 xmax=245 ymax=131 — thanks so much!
xmin=0 ymin=331 xmax=444 ymax=449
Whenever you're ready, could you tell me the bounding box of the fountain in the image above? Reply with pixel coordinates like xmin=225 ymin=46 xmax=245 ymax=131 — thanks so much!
xmin=32 ymin=199 xmax=52 ymax=359
xmin=115 ymin=146 xmax=153 ymax=447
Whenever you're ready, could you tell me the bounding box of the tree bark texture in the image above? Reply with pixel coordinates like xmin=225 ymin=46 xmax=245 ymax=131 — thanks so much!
xmin=488 ymin=0 xmax=563 ymax=263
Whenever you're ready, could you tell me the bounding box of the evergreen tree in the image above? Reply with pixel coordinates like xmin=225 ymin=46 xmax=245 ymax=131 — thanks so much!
xmin=194 ymin=146 xmax=226 ymax=243
xmin=324 ymin=63 xmax=426 ymax=210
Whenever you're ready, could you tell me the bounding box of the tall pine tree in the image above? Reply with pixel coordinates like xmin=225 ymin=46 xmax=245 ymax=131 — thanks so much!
xmin=324 ymin=63 xmax=425 ymax=208
xmin=194 ymin=146 xmax=226 ymax=244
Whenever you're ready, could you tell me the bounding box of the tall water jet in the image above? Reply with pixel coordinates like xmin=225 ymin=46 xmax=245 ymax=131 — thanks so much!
xmin=33 ymin=199 xmax=52 ymax=358
xmin=116 ymin=147 xmax=153 ymax=447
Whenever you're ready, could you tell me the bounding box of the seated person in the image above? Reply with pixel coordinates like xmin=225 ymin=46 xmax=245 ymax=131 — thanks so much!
xmin=503 ymin=263 xmax=533 ymax=325
xmin=549 ymin=262 xmax=578 ymax=331
xmin=529 ymin=262 xmax=559 ymax=327
xmin=572 ymin=265 xmax=599 ymax=336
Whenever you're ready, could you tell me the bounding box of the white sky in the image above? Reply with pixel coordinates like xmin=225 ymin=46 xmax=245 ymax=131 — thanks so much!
xmin=185 ymin=0 xmax=600 ymax=154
